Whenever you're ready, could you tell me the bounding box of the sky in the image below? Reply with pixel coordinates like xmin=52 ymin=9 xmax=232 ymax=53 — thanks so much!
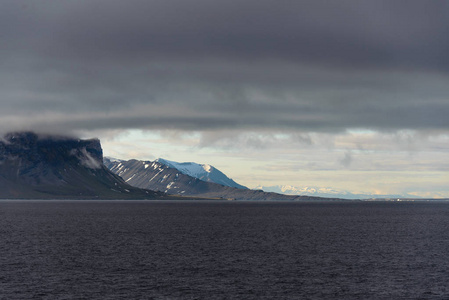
xmin=1 ymin=0 xmax=448 ymax=197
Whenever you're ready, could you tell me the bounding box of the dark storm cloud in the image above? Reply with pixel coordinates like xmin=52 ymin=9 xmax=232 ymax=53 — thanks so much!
xmin=4 ymin=0 xmax=449 ymax=67
xmin=1 ymin=0 xmax=449 ymax=134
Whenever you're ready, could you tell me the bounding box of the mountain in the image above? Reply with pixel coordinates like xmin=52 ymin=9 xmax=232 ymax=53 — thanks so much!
xmin=256 ymin=185 xmax=416 ymax=200
xmin=0 ymin=132 xmax=167 ymax=199
xmin=155 ymin=158 xmax=248 ymax=189
xmin=104 ymin=158 xmax=330 ymax=201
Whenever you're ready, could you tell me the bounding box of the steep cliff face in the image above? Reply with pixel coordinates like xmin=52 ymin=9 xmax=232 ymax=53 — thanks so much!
xmin=0 ymin=132 xmax=164 ymax=199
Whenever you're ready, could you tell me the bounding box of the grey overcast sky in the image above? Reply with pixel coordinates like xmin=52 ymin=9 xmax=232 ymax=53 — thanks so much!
xmin=1 ymin=0 xmax=448 ymax=197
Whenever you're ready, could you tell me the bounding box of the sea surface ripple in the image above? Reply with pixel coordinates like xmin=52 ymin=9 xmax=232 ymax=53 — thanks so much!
xmin=1 ymin=200 xmax=449 ymax=299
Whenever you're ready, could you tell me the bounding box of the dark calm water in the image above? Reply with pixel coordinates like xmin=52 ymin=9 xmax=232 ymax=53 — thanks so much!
xmin=1 ymin=201 xmax=449 ymax=299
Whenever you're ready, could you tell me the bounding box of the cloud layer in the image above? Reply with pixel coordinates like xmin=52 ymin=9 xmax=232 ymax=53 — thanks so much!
xmin=1 ymin=0 xmax=449 ymax=134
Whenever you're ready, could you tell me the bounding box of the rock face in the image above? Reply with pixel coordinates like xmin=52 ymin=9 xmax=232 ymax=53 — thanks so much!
xmin=104 ymin=158 xmax=324 ymax=201
xmin=0 ymin=132 xmax=164 ymax=199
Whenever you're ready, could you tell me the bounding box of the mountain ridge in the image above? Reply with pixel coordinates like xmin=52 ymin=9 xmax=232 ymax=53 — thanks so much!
xmin=104 ymin=157 xmax=331 ymax=201
xmin=155 ymin=158 xmax=248 ymax=189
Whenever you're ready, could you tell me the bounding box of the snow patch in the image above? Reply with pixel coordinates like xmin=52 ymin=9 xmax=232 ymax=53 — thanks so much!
xmin=148 ymin=169 xmax=164 ymax=182
xmin=126 ymin=174 xmax=136 ymax=182
xmin=203 ymin=164 xmax=212 ymax=172
xmin=156 ymin=158 xmax=212 ymax=178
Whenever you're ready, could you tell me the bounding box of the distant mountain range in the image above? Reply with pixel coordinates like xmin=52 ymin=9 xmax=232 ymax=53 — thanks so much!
xmin=104 ymin=158 xmax=323 ymax=201
xmin=256 ymin=185 xmax=417 ymax=200
xmin=0 ymin=132 xmax=168 ymax=199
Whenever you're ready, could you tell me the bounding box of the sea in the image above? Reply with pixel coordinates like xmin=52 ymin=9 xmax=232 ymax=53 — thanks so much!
xmin=1 ymin=200 xmax=449 ymax=299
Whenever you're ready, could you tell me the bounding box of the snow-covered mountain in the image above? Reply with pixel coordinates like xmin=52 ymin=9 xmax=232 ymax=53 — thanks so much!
xmin=256 ymin=185 xmax=415 ymax=200
xmin=156 ymin=158 xmax=248 ymax=190
xmin=104 ymin=158 xmax=323 ymax=201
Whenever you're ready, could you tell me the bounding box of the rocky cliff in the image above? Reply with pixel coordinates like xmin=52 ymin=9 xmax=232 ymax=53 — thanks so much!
xmin=0 ymin=132 xmax=165 ymax=199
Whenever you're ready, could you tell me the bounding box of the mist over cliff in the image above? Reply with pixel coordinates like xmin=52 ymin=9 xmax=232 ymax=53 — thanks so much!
xmin=0 ymin=132 xmax=164 ymax=199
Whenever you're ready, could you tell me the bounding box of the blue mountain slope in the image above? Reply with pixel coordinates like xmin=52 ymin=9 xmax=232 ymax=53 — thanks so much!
xmin=156 ymin=158 xmax=248 ymax=190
